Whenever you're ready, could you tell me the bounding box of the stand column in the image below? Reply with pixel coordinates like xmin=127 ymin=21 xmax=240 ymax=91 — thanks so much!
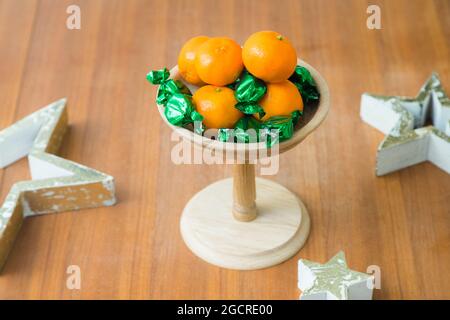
xmin=232 ymin=163 xmax=257 ymax=222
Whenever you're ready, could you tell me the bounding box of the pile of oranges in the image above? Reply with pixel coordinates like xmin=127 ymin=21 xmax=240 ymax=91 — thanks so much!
xmin=177 ymin=31 xmax=304 ymax=129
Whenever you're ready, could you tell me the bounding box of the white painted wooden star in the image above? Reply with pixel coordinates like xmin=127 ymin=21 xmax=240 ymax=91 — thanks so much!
xmin=0 ymin=99 xmax=116 ymax=271
xmin=360 ymin=73 xmax=450 ymax=175
xmin=298 ymin=251 xmax=374 ymax=300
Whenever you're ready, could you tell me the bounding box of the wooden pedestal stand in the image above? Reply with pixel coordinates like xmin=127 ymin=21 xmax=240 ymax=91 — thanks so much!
xmin=158 ymin=60 xmax=330 ymax=270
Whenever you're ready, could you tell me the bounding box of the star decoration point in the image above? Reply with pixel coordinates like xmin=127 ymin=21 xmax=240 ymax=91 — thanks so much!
xmin=298 ymin=251 xmax=374 ymax=300
xmin=0 ymin=99 xmax=116 ymax=271
xmin=360 ymin=73 xmax=450 ymax=175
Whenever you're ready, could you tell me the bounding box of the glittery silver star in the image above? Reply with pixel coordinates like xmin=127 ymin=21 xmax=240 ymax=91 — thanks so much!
xmin=360 ymin=73 xmax=450 ymax=175
xmin=298 ymin=251 xmax=373 ymax=300
xmin=0 ymin=99 xmax=116 ymax=271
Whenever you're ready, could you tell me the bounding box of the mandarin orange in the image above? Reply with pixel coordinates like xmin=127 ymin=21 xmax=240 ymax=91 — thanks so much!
xmin=193 ymin=85 xmax=243 ymax=128
xmin=243 ymin=31 xmax=297 ymax=83
xmin=178 ymin=36 xmax=209 ymax=86
xmin=255 ymin=80 xmax=303 ymax=121
xmin=195 ymin=37 xmax=244 ymax=86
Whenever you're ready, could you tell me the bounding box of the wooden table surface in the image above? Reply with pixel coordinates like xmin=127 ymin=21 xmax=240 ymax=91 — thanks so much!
xmin=0 ymin=0 xmax=449 ymax=300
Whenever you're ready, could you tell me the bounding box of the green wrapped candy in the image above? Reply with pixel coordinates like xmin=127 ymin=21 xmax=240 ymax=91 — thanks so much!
xmin=147 ymin=67 xmax=203 ymax=129
xmin=234 ymin=116 xmax=261 ymax=143
xmin=147 ymin=68 xmax=191 ymax=105
xmin=234 ymin=71 xmax=267 ymax=118
xmin=289 ymin=66 xmax=320 ymax=104
xmin=146 ymin=68 xmax=170 ymax=84
xmin=235 ymin=102 xmax=265 ymax=119
xmin=261 ymin=115 xmax=294 ymax=147
xmin=165 ymin=93 xmax=203 ymax=127
xmin=165 ymin=93 xmax=193 ymax=126
xmin=158 ymin=79 xmax=190 ymax=105
xmin=235 ymin=71 xmax=266 ymax=102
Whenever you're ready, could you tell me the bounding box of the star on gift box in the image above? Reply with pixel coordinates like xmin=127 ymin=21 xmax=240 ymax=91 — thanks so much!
xmin=360 ymin=73 xmax=450 ymax=175
xmin=0 ymin=99 xmax=116 ymax=271
xmin=298 ymin=252 xmax=374 ymax=300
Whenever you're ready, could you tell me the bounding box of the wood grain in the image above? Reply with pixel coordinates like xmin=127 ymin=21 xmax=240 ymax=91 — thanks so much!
xmin=0 ymin=0 xmax=449 ymax=299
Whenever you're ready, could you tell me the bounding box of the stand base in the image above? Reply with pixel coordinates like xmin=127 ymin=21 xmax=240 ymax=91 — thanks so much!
xmin=180 ymin=178 xmax=310 ymax=270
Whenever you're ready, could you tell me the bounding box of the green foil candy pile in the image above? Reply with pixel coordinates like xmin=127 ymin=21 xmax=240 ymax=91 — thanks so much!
xmin=147 ymin=65 xmax=317 ymax=148
xmin=218 ymin=111 xmax=299 ymax=148
xmin=146 ymin=68 xmax=203 ymax=128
